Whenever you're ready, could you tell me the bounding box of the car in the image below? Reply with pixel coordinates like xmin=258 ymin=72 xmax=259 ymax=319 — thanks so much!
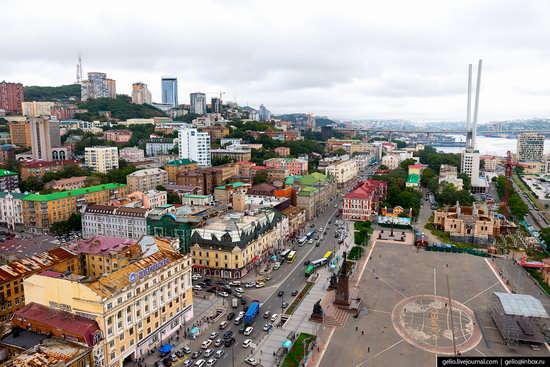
xmin=223 ymin=330 xmax=234 ymax=340
xmin=334 ymin=233 xmax=339 ymax=238
xmin=303 ymin=260 xmax=310 ymax=265
xmin=219 ymin=321 xmax=228 ymax=330
xmin=206 ymin=358 xmax=217 ymax=367
xmin=193 ymin=285 xmax=202 ymax=291
xmin=224 ymin=337 xmax=236 ymax=347
xmin=203 ymin=349 xmax=214 ymax=358
xmin=228 ymin=280 xmax=240 ymax=286
xmin=219 ymin=292 xmax=229 ymax=297
xmin=182 ymin=347 xmax=192 ymax=355
xmin=263 ymin=310 xmax=271 ymax=318
xmin=315 ymin=242 xmax=320 ymax=247
xmin=235 ymin=287 xmax=244 ymax=293
xmin=192 ymin=274 xmax=202 ymax=280
xmin=334 ymin=204 xmax=338 ymax=208
xmin=323 ymin=230 xmax=328 ymax=235
xmin=265 ymin=274 xmax=272 ymax=281
xmin=243 ymin=326 xmax=253 ymax=336
xmin=271 ymin=313 xmax=279 ymax=322
xmin=227 ymin=312 xmax=236 ymax=320
xmin=245 ymin=357 xmax=259 ymax=366
xmin=263 ymin=323 xmax=272 ymax=331
xmin=277 ymin=290 xmax=284 ymax=297
xmin=310 ymin=223 xmax=315 ymax=228
xmin=176 ymin=350 xmax=185 ymax=358
xmin=239 ymin=325 xmax=247 ymax=334
xmin=328 ymin=220 xmax=332 ymax=224
xmin=203 ymin=278 xmax=213 ymax=285
xmin=194 ymin=360 xmax=206 ymax=367
xmin=214 ymin=350 xmax=225 ymax=358
xmin=209 ymin=332 xmax=219 ymax=340
xmin=183 ymin=360 xmax=193 ymax=367
xmin=245 ymin=282 xmax=255 ymax=288
xmin=221 ymin=286 xmax=232 ymax=293
xmin=214 ymin=339 xmax=223 ymax=347
xmin=171 ymin=354 xmax=178 ymax=362
xmin=234 ymin=316 xmax=243 ymax=325
xmin=238 ymin=311 xmax=245 ymax=318
xmin=282 ymin=302 xmax=288 ymax=308
xmin=201 ymin=340 xmax=212 ymax=349
xmin=291 ymin=290 xmax=298 ymax=296
xmin=273 ymin=263 xmax=281 ymax=270
xmin=242 ymin=339 xmax=252 ymax=348
xmin=192 ymin=350 xmax=203 ymax=359
xmin=163 ymin=358 xmax=172 ymax=367
xmin=240 ymin=298 xmax=247 ymax=305
xmin=255 ymin=282 xmax=265 ymax=288
xmin=308 ymin=239 xmax=314 ymax=244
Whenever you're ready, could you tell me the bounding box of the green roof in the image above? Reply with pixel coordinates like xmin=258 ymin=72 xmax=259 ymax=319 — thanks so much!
xmin=183 ymin=194 xmax=210 ymax=199
xmin=0 ymin=192 xmax=27 ymax=199
xmin=406 ymin=174 xmax=420 ymax=184
xmin=297 ymin=186 xmax=319 ymax=197
xmin=300 ymin=172 xmax=328 ymax=186
xmin=165 ymin=159 xmax=197 ymax=166
xmin=0 ymin=170 xmax=17 ymax=177
xmin=23 ymin=183 xmax=126 ymax=202
xmin=284 ymin=175 xmax=303 ymax=185
xmin=215 ymin=182 xmax=248 ymax=190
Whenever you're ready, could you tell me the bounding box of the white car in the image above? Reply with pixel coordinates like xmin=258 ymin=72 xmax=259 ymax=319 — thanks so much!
xmin=245 ymin=282 xmax=256 ymax=288
xmin=308 ymin=239 xmax=314 ymax=244
xmin=195 ymin=359 xmax=206 ymax=367
xmin=209 ymin=331 xmax=219 ymax=340
xmin=235 ymin=287 xmax=244 ymax=293
xmin=192 ymin=274 xmax=202 ymax=280
xmin=255 ymin=282 xmax=265 ymax=288
xmin=193 ymin=285 xmax=202 ymax=291
xmin=203 ymin=349 xmax=214 ymax=358
xmin=273 ymin=263 xmax=281 ymax=270
xmin=243 ymin=326 xmax=253 ymax=336
xmin=228 ymin=281 xmax=241 ymax=286
xmin=245 ymin=358 xmax=258 ymax=366
xmin=270 ymin=313 xmax=279 ymax=322
xmin=201 ymin=340 xmax=212 ymax=349
xmin=242 ymin=339 xmax=252 ymax=348
xmin=214 ymin=338 xmax=223 ymax=347
xmin=238 ymin=311 xmax=245 ymax=318
xmin=219 ymin=292 xmax=229 ymax=297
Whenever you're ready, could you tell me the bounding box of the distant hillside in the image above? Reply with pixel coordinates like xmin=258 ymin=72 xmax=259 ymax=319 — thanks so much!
xmin=78 ymin=95 xmax=167 ymax=121
xmin=276 ymin=113 xmax=337 ymax=127
xmin=24 ymin=84 xmax=81 ymax=101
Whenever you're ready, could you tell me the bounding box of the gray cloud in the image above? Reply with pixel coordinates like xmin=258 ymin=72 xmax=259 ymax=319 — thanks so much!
xmin=2 ymin=0 xmax=550 ymax=121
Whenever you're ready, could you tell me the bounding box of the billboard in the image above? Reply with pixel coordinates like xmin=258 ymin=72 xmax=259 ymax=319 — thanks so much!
xmin=377 ymin=215 xmax=411 ymax=226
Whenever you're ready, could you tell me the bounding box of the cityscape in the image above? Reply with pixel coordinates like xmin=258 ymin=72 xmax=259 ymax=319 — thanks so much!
xmin=2 ymin=1 xmax=550 ymax=367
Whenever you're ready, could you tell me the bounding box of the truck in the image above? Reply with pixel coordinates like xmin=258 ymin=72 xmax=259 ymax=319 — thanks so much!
xmin=232 ymin=298 xmax=239 ymax=308
xmin=244 ymin=300 xmax=260 ymax=325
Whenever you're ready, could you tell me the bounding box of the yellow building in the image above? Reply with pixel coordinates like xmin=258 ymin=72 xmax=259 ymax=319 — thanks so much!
xmin=8 ymin=120 xmax=31 ymax=147
xmin=164 ymin=159 xmax=199 ymax=183
xmin=190 ymin=208 xmax=285 ymax=279
xmin=324 ymin=159 xmax=359 ymax=188
xmin=23 ymin=248 xmax=193 ymax=367
xmin=0 ymin=247 xmax=78 ymax=322
xmin=22 ymin=183 xmax=127 ymax=231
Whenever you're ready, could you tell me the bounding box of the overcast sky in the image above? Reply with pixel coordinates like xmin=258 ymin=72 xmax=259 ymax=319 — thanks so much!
xmin=3 ymin=0 xmax=550 ymax=122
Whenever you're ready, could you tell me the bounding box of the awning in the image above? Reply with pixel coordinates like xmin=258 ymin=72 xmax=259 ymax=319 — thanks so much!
xmin=159 ymin=344 xmax=173 ymax=353
xmin=190 ymin=327 xmax=200 ymax=334
xmin=282 ymin=340 xmax=292 ymax=349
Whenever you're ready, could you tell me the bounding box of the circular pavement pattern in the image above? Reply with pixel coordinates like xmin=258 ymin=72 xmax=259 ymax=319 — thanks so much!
xmin=391 ymin=294 xmax=481 ymax=355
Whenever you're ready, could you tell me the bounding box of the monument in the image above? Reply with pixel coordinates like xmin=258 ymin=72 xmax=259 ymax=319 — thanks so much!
xmin=328 ymin=273 xmax=338 ymax=290
xmin=333 ymin=251 xmax=362 ymax=312
xmin=310 ymin=299 xmax=324 ymax=322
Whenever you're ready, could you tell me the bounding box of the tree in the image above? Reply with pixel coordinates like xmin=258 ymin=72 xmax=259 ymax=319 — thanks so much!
xmin=421 ymin=168 xmax=437 ymax=188
xmin=167 ymin=192 xmax=181 ymax=204
xmin=458 ymin=173 xmax=471 ymax=191
xmin=334 ymin=148 xmax=346 ymax=156
xmin=19 ymin=176 xmax=43 ymax=192
xmin=540 ymin=227 xmax=550 ymax=246
xmin=78 ymin=95 xmax=166 ymax=121
xmin=254 ymin=170 xmax=268 ymax=184
xmin=50 ymin=213 xmax=82 ymax=236
xmin=24 ymin=84 xmax=81 ymax=101
xmin=399 ymin=158 xmax=416 ymax=171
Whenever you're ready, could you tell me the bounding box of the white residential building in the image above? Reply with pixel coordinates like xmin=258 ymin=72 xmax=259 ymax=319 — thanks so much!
xmin=178 ymin=127 xmax=211 ymax=167
xmin=119 ymin=147 xmax=145 ymax=161
xmin=146 ymin=138 xmax=177 ymax=156
xmin=517 ymin=132 xmax=545 ymax=162
xmin=85 ymin=146 xmax=119 ymax=173
xmin=81 ymin=204 xmax=148 ymax=239
xmin=381 ymin=154 xmax=399 ymax=170
xmin=0 ymin=191 xmax=26 ymax=230
xmin=324 ymin=159 xmax=359 ymax=187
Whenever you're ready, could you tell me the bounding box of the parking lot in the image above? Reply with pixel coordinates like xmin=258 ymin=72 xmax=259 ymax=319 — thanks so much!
xmin=320 ymin=241 xmax=550 ymax=367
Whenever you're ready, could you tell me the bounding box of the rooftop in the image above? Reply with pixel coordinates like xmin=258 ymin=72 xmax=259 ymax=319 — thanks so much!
xmin=23 ymin=183 xmax=126 ymax=202
xmin=0 ymin=191 xmax=28 ymax=200
xmin=4 ymin=336 xmax=91 ymax=367
xmin=22 ymin=160 xmax=81 ymax=169
xmin=84 ymin=204 xmax=148 ymax=217
xmin=127 ymin=168 xmax=167 ymax=177
xmin=0 ymin=169 xmax=17 ymax=177
xmin=406 ymin=174 xmax=420 ymax=184
xmin=494 ymin=292 xmax=549 ymax=318
xmin=68 ymin=236 xmax=137 ymax=256
xmin=0 ymin=247 xmax=75 ymax=283
xmin=165 ymin=159 xmax=197 ymax=166
xmin=0 ymin=234 xmax=61 ymax=262
xmin=14 ymin=302 xmax=101 ymax=347
xmin=215 ymin=182 xmax=249 ymax=190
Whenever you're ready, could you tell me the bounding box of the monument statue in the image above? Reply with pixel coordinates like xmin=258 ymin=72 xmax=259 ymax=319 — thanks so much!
xmin=328 ymin=273 xmax=338 ymax=290
xmin=310 ymin=299 xmax=324 ymax=322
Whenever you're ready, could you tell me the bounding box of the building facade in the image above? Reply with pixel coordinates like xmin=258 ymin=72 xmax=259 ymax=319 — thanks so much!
xmin=104 ymin=129 xmax=132 ymax=143
xmin=211 ymin=148 xmax=251 ymax=163
xmin=201 ymin=125 xmax=230 ymax=141
xmin=264 ymin=158 xmax=308 ymax=176
xmin=274 ymin=147 xmax=290 ymax=157
xmin=20 ymin=159 xmax=82 ymax=180
xmin=82 ymin=204 xmax=148 ymax=239
xmin=120 ymin=147 xmax=145 ymax=161
xmin=190 ymin=92 xmax=207 ymax=115
xmin=0 ymin=81 xmax=24 ymax=114
xmin=23 ymin=183 xmax=127 ymax=231
xmin=29 ymin=116 xmax=67 ymax=161
xmin=293 ymin=173 xmax=337 ymax=220
xmin=342 ymin=180 xmax=387 ymax=221
xmin=44 ymin=176 xmax=89 ymax=190
xmin=517 ymin=132 xmax=545 ymax=162
xmin=381 ymin=154 xmax=399 ymax=170
xmin=8 ymin=120 xmax=31 ymax=147
xmin=324 ymin=159 xmax=359 ymax=188
xmin=126 ymin=168 xmax=168 ymax=193
xmin=281 ymin=206 xmax=306 ymax=239
xmin=161 ymin=76 xmax=178 ymax=106
xmin=81 ymin=72 xmax=113 ymax=101
xmin=146 ymin=138 xmax=177 ymax=157
xmin=21 ymin=101 xmax=55 ymax=117
xmin=24 ymin=249 xmax=193 ymax=367
xmin=0 ymin=170 xmax=19 ymax=191
xmin=190 ymin=209 xmax=284 ymax=278
xmin=178 ymin=128 xmax=211 ymax=167
xmin=85 ymin=146 xmax=119 ymax=173
xmin=0 ymin=191 xmax=26 ymax=230
xmin=131 ymin=82 xmax=152 ymax=105
xmin=164 ymin=159 xmax=199 ymax=183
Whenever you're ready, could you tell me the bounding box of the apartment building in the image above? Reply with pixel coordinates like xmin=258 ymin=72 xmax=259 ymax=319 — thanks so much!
xmin=264 ymin=158 xmax=308 ymax=176
xmin=0 ymin=191 xmax=26 ymax=230
xmin=21 ymin=101 xmax=55 ymax=117
xmin=164 ymin=159 xmax=198 ymax=183
xmin=22 ymin=183 xmax=127 ymax=231
xmin=44 ymin=176 xmax=89 ymax=190
xmin=82 ymin=204 xmax=148 ymax=239
xmin=342 ymin=180 xmax=387 ymax=221
xmin=104 ymin=129 xmax=132 ymax=143
xmin=146 ymin=138 xmax=177 ymax=157
xmin=178 ymin=128 xmax=211 ymax=167
xmin=85 ymin=146 xmax=119 ymax=173
xmin=517 ymin=132 xmax=545 ymax=162
xmin=8 ymin=120 xmax=31 ymax=147
xmin=119 ymin=147 xmax=145 ymax=161
xmin=20 ymin=159 xmax=82 ymax=180
xmin=211 ymin=147 xmax=251 ymax=162
xmin=324 ymin=159 xmax=359 ymax=188
xmin=126 ymin=168 xmax=168 ymax=193
xmin=0 ymin=169 xmax=19 ymax=191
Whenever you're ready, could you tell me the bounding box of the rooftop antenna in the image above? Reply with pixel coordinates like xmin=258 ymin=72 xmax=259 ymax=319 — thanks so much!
xmin=76 ymin=54 xmax=83 ymax=84
xmin=471 ymin=59 xmax=482 ymax=150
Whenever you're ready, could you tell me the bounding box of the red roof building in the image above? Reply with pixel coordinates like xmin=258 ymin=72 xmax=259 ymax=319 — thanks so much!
xmin=342 ymin=179 xmax=387 ymax=221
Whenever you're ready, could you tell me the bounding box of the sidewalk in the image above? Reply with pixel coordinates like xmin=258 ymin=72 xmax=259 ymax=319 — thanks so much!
xmin=250 ymin=222 xmax=358 ymax=366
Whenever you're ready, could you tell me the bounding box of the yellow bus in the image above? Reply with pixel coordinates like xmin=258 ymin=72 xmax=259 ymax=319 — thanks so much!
xmin=287 ymin=250 xmax=297 ymax=263
xmin=323 ymin=251 xmax=333 ymax=261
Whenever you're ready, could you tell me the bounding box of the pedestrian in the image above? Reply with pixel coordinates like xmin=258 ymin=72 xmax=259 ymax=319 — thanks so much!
xmin=261 ymin=350 xmax=263 ymax=355
xmin=356 ymin=326 xmax=358 ymax=331
xmin=368 ymin=346 xmax=370 ymax=353
xmin=362 ymin=330 xmax=364 ymax=335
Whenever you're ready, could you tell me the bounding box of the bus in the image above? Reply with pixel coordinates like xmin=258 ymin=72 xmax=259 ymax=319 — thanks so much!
xmin=305 ymin=229 xmax=316 ymax=239
xmin=280 ymin=249 xmax=291 ymax=259
xmin=305 ymin=265 xmax=315 ymax=277
xmin=323 ymin=251 xmax=333 ymax=261
xmin=287 ymin=251 xmax=297 ymax=263
xmin=310 ymin=258 xmax=327 ymax=268
xmin=298 ymin=236 xmax=308 ymax=246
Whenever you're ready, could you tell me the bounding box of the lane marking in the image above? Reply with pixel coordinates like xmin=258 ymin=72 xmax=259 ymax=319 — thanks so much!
xmin=355 ymin=339 xmax=404 ymax=367
xmin=484 ymin=259 xmax=511 ymax=293
xmin=474 ymin=348 xmax=486 ymax=357
xmin=433 ymin=268 xmax=437 ymax=295
xmin=463 ymin=282 xmax=500 ymax=305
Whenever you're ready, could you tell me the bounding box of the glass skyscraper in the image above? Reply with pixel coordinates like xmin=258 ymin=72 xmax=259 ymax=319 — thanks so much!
xmin=161 ymin=76 xmax=178 ymax=106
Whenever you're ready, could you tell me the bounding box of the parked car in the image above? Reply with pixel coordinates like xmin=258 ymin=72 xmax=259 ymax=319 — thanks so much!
xmin=271 ymin=313 xmax=279 ymax=322
xmin=219 ymin=292 xmax=229 ymax=297
xmin=209 ymin=332 xmax=219 ymax=340
xmin=239 ymin=325 xmax=247 ymax=334
xmin=182 ymin=347 xmax=192 ymax=355
xmin=242 ymin=339 xmax=252 ymax=348
xmin=240 ymin=298 xmax=247 ymax=305
xmin=245 ymin=282 xmax=255 ymax=288
xmin=263 ymin=323 xmax=272 ymax=332
xmin=255 ymin=282 xmax=265 ymax=288
xmin=192 ymin=350 xmax=203 ymax=359
xmin=183 ymin=360 xmax=193 ymax=367
xmin=227 ymin=312 xmax=236 ymax=320
xmin=201 ymin=340 xmax=212 ymax=349
xmin=194 ymin=360 xmax=206 ymax=367
xmin=214 ymin=349 xmax=225 ymax=358
xmin=244 ymin=326 xmax=253 ymax=336
xmin=214 ymin=339 xmax=223 ymax=347
xmin=176 ymin=350 xmax=185 ymax=358
xmin=235 ymin=287 xmax=244 ymax=293
xmin=263 ymin=311 xmax=271 ymax=318
xmin=245 ymin=357 xmax=258 ymax=366
xmin=206 ymin=359 xmax=217 ymax=367
xmin=193 ymin=285 xmax=202 ymax=291
xmin=203 ymin=349 xmax=214 ymax=358
xmin=219 ymin=321 xmax=228 ymax=330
